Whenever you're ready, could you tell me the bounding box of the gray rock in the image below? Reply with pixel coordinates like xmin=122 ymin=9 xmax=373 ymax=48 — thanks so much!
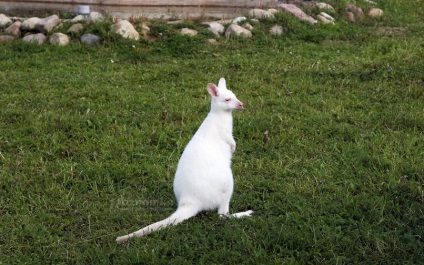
xmin=278 ymin=4 xmax=317 ymax=25
xmin=21 ymin=17 xmax=41 ymax=31
xmin=49 ymin=32 xmax=70 ymax=46
xmin=68 ymin=23 xmax=84 ymax=34
xmin=22 ymin=33 xmax=46 ymax=45
xmin=225 ymin=24 xmax=252 ymax=38
xmin=270 ymin=25 xmax=284 ymax=36
xmin=0 ymin=35 xmax=15 ymax=42
xmin=111 ymin=20 xmax=140 ymax=40
xmin=36 ymin=15 xmax=61 ymax=34
xmin=180 ymin=27 xmax=198 ymax=36
xmin=0 ymin=13 xmax=12 ymax=27
xmin=5 ymin=21 xmax=22 ymax=37
xmin=81 ymin=33 xmax=101 ymax=47
xmin=248 ymin=9 xmax=275 ymax=19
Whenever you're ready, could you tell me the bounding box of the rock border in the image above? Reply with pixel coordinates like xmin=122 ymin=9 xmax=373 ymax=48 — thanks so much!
xmin=0 ymin=1 xmax=384 ymax=45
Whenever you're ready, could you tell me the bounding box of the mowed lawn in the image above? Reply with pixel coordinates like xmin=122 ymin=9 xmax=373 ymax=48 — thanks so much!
xmin=0 ymin=0 xmax=423 ymax=263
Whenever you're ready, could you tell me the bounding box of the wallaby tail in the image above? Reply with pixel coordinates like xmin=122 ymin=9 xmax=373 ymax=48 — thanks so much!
xmin=116 ymin=206 xmax=199 ymax=244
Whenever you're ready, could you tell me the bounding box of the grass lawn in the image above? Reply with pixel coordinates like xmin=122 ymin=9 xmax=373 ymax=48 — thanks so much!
xmin=1 ymin=0 xmax=423 ymax=263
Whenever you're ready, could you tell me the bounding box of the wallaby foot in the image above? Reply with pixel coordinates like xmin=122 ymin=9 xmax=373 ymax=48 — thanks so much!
xmin=220 ymin=210 xmax=254 ymax=219
xmin=232 ymin=210 xmax=254 ymax=218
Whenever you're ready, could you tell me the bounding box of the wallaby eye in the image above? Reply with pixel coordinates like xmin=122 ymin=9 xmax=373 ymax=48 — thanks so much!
xmin=225 ymin=98 xmax=231 ymax=102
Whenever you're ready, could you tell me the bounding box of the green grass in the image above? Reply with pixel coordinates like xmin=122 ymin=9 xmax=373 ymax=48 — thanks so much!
xmin=1 ymin=0 xmax=423 ymax=263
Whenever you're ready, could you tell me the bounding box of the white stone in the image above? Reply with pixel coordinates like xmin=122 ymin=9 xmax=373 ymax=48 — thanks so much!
xmin=248 ymin=9 xmax=275 ymax=19
xmin=0 ymin=13 xmax=12 ymax=26
xmin=317 ymin=15 xmax=335 ymax=25
xmin=231 ymin=17 xmax=247 ymax=24
xmin=49 ymin=32 xmax=70 ymax=46
xmin=21 ymin=17 xmax=41 ymax=31
xmin=344 ymin=12 xmax=356 ymax=23
xmin=111 ymin=20 xmax=140 ymax=40
xmin=242 ymin=23 xmax=253 ymax=30
xmin=5 ymin=21 xmax=22 ymax=37
xmin=316 ymin=3 xmax=335 ymax=12
xmin=219 ymin=17 xmax=247 ymax=25
xmin=180 ymin=27 xmax=198 ymax=36
xmin=278 ymin=4 xmax=317 ymax=25
xmin=225 ymin=24 xmax=252 ymax=38
xmin=36 ymin=15 xmax=61 ymax=34
xmin=364 ymin=0 xmax=377 ymax=5
xmin=368 ymin=8 xmax=384 ymax=17
xmin=68 ymin=23 xmax=84 ymax=33
xmin=267 ymin=9 xmax=279 ymax=15
xmin=346 ymin=4 xmax=364 ymax=17
xmin=319 ymin=12 xmax=335 ymax=22
xmin=22 ymin=33 xmax=46 ymax=45
xmin=88 ymin=12 xmax=103 ymax=24
xmin=71 ymin=15 xmax=84 ymax=22
xmin=205 ymin=21 xmax=224 ymax=37
xmin=204 ymin=21 xmax=224 ymax=34
xmin=270 ymin=25 xmax=283 ymax=36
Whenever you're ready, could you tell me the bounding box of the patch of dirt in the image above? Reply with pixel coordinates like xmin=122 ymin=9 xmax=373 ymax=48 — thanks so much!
xmin=374 ymin=26 xmax=408 ymax=36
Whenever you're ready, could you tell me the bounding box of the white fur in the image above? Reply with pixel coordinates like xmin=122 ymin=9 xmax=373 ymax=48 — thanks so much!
xmin=116 ymin=78 xmax=253 ymax=244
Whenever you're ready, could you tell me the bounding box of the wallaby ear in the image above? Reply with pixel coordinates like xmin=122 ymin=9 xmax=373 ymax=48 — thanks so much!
xmin=217 ymin=78 xmax=227 ymax=89
xmin=207 ymin=83 xmax=219 ymax=97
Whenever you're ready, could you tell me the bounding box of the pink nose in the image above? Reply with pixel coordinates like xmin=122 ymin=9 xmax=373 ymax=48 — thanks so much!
xmin=238 ymin=102 xmax=244 ymax=109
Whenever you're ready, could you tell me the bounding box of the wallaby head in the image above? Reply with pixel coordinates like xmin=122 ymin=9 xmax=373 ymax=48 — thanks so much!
xmin=207 ymin=78 xmax=244 ymax=112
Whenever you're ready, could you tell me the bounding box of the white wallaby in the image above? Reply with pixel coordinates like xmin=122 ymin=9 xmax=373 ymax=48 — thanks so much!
xmin=116 ymin=78 xmax=253 ymax=244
